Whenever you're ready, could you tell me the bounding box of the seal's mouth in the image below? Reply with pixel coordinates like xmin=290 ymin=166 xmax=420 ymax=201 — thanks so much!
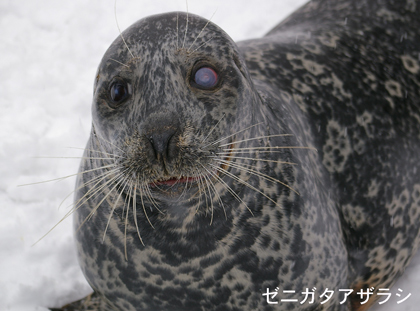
xmin=151 ymin=176 xmax=203 ymax=187
xmin=149 ymin=142 xmax=235 ymax=190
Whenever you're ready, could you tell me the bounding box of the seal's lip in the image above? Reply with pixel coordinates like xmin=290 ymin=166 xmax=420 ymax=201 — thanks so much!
xmin=151 ymin=176 xmax=203 ymax=187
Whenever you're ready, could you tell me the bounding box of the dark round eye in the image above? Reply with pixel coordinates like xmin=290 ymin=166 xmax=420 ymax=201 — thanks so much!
xmin=193 ymin=67 xmax=218 ymax=89
xmin=109 ymin=82 xmax=129 ymax=104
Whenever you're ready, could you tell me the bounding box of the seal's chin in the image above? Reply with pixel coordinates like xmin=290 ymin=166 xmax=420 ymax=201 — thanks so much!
xmin=148 ymin=175 xmax=210 ymax=198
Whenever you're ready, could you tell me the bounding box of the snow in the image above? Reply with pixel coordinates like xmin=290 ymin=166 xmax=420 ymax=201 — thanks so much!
xmin=1 ymin=0 xmax=419 ymax=310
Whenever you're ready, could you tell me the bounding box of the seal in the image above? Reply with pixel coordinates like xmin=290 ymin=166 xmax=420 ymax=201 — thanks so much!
xmin=59 ymin=0 xmax=420 ymax=310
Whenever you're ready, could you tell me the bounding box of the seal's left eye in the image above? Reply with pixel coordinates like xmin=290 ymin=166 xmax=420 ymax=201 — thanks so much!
xmin=193 ymin=67 xmax=218 ymax=89
xmin=110 ymin=82 xmax=129 ymax=104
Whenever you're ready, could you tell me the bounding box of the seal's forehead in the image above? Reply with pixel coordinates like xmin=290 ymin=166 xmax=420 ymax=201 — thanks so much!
xmin=126 ymin=12 xmax=230 ymax=43
xmin=101 ymin=12 xmax=236 ymax=64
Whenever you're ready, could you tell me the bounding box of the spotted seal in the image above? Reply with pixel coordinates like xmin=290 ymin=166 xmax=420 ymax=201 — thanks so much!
xmin=62 ymin=0 xmax=420 ymax=310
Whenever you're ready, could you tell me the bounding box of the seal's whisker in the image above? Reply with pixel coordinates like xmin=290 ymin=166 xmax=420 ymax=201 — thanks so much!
xmin=201 ymin=173 xmax=216 ymax=224
xmin=78 ymin=171 xmax=126 ymax=225
xmin=132 ymin=183 xmax=146 ymax=247
xmin=82 ymin=175 xmax=125 ymax=227
xmin=210 ymin=163 xmax=283 ymax=208
xmin=120 ymin=178 xmax=131 ymax=218
xmin=144 ymin=184 xmax=164 ymax=214
xmin=203 ymin=122 xmax=264 ymax=148
xmin=75 ymin=165 xmax=120 ymax=188
xmin=92 ymin=130 xmax=125 ymax=154
xmin=33 ymin=156 xmax=118 ymax=161
xmin=218 ymin=134 xmax=294 ymax=147
xmin=66 ymin=147 xmax=126 ymax=159
xmin=123 ymin=183 xmax=132 ymax=260
xmin=206 ymin=171 xmax=225 ymax=218
xmin=204 ymin=174 xmax=219 ymax=225
xmin=139 ymin=183 xmax=155 ymax=230
xmin=17 ymin=164 xmax=116 ymax=187
xmin=172 ymin=159 xmax=198 ymax=201
xmin=177 ymin=174 xmax=188 ymax=191
xmin=58 ymin=166 xmax=121 ymax=211
xmin=114 ymin=0 xmax=134 ymax=59
xmin=109 ymin=58 xmax=130 ymax=68
xmin=32 ymin=209 xmax=75 ymax=246
xmin=201 ymin=176 xmax=212 ymax=215
xmin=32 ymin=169 xmax=122 ymax=246
xmin=193 ymin=169 xmax=204 ymax=209
xmin=195 ymin=170 xmax=208 ymax=214
xmin=217 ymin=158 xmax=299 ymax=195
xmin=100 ymin=166 xmax=136 ymax=236
xmin=200 ymin=165 xmax=230 ymax=220
xmin=222 ymin=146 xmax=317 ymax=152
xmin=216 ymin=150 xmax=304 ymax=155
xmin=177 ymin=176 xmax=191 ymax=201
xmin=197 ymin=168 xmax=213 ymax=218
xmin=181 ymin=1 xmax=189 ymax=49
xmin=213 ymin=154 xmax=298 ymax=166
xmin=73 ymin=170 xmax=122 ymax=221
xmin=201 ymin=113 xmax=226 ymax=143
xmin=73 ymin=167 xmax=121 ymax=200
xmin=102 ymin=175 xmax=130 ymax=243
xmin=187 ymin=9 xmax=218 ymax=52
xmin=203 ymin=164 xmax=253 ymax=216
xmin=28 ymin=167 xmax=120 ymax=236
xmin=190 ymin=36 xmax=215 ymax=54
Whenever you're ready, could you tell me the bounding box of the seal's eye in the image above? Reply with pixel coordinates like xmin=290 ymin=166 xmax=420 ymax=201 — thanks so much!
xmin=109 ymin=81 xmax=129 ymax=104
xmin=193 ymin=67 xmax=218 ymax=89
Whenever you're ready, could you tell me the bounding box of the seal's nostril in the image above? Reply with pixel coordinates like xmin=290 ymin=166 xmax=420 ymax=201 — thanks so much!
xmin=148 ymin=129 xmax=176 ymax=161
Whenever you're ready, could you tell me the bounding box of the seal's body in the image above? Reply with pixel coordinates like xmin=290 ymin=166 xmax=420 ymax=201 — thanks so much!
xmin=70 ymin=0 xmax=420 ymax=310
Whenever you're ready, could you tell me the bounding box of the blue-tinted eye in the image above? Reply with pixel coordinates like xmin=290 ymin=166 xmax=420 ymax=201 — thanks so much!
xmin=110 ymin=82 xmax=128 ymax=103
xmin=194 ymin=67 xmax=218 ymax=89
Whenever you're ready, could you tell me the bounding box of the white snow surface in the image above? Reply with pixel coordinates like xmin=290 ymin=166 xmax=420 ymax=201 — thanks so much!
xmin=1 ymin=1 xmax=419 ymax=310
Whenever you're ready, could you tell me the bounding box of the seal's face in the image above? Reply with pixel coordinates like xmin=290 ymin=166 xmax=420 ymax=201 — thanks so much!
xmin=91 ymin=13 xmax=257 ymax=211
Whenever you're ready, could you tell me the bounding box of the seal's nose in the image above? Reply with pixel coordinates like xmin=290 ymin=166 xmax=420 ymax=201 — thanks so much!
xmin=142 ymin=111 xmax=181 ymax=170
xmin=148 ymin=128 xmax=176 ymax=163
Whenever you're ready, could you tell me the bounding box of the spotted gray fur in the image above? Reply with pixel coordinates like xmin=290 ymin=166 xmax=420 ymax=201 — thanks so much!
xmin=66 ymin=1 xmax=420 ymax=310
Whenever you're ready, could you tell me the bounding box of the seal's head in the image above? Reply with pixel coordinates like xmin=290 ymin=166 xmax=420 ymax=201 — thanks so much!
xmin=91 ymin=13 xmax=261 ymax=210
